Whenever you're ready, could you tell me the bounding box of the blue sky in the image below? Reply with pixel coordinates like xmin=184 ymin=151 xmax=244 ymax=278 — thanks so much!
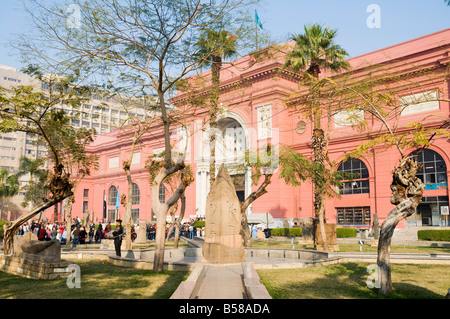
xmin=0 ymin=0 xmax=449 ymax=70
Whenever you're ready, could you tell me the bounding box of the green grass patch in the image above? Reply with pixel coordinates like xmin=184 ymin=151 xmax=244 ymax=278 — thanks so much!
xmin=257 ymin=262 xmax=450 ymax=299
xmin=0 ymin=259 xmax=189 ymax=299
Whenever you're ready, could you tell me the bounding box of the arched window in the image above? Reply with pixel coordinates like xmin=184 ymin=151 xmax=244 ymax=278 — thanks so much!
xmin=411 ymin=149 xmax=447 ymax=187
xmin=337 ymin=158 xmax=370 ymax=195
xmin=132 ymin=183 xmax=140 ymax=205
xmin=108 ymin=186 xmax=117 ymax=206
xmin=159 ymin=184 xmax=165 ymax=203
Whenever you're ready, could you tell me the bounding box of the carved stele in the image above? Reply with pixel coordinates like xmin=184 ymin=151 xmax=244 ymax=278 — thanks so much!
xmin=202 ymin=164 xmax=245 ymax=263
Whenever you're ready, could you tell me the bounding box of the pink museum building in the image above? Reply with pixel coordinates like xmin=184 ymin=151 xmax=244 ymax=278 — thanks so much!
xmin=48 ymin=29 xmax=450 ymax=229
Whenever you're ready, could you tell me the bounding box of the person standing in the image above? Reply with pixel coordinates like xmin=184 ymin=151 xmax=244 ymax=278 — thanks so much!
xmin=95 ymin=224 xmax=103 ymax=243
xmin=88 ymin=225 xmax=95 ymax=244
xmin=112 ymin=219 xmax=124 ymax=257
xmin=71 ymin=226 xmax=81 ymax=248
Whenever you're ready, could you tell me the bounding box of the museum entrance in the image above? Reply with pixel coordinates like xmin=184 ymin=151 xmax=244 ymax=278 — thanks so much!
xmin=419 ymin=204 xmax=432 ymax=226
xmin=196 ymin=115 xmax=250 ymax=217
xmin=406 ymin=196 xmax=449 ymax=226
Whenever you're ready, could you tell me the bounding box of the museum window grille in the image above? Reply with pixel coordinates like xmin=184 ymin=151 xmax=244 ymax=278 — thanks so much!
xmin=337 ymin=207 xmax=371 ymax=226
xmin=132 ymin=183 xmax=140 ymax=205
xmin=410 ymin=149 xmax=447 ymax=188
xmin=108 ymin=186 xmax=117 ymax=206
xmin=131 ymin=208 xmax=139 ymax=224
xmin=159 ymin=184 xmax=165 ymax=203
xmin=337 ymin=158 xmax=370 ymax=195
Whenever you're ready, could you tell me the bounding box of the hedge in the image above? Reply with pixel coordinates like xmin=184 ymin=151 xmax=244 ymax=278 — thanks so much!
xmin=193 ymin=221 xmax=205 ymax=228
xmin=336 ymin=228 xmax=358 ymax=238
xmin=270 ymin=228 xmax=302 ymax=237
xmin=417 ymin=229 xmax=450 ymax=242
xmin=269 ymin=227 xmax=359 ymax=238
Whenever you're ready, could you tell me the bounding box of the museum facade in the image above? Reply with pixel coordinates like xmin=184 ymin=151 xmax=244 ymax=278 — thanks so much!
xmin=46 ymin=29 xmax=450 ymax=229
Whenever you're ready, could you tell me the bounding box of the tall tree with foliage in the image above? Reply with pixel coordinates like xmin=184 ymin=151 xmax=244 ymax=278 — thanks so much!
xmin=15 ymin=156 xmax=49 ymax=217
xmin=284 ymin=24 xmax=349 ymax=251
xmin=195 ymin=29 xmax=237 ymax=187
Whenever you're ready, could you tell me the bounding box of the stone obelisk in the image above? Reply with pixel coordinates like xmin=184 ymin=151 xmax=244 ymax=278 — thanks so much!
xmin=202 ymin=164 xmax=245 ymax=263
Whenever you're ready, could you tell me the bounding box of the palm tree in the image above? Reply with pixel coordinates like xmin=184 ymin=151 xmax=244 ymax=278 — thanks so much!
xmin=285 ymin=24 xmax=349 ymax=251
xmin=15 ymin=156 xmax=48 ymax=209
xmin=0 ymin=169 xmax=19 ymax=219
xmin=195 ymin=29 xmax=237 ymax=187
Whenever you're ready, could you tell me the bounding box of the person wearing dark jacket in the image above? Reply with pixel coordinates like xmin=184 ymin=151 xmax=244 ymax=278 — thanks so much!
xmin=71 ymin=226 xmax=81 ymax=248
xmin=95 ymin=224 xmax=103 ymax=243
xmin=112 ymin=219 xmax=124 ymax=257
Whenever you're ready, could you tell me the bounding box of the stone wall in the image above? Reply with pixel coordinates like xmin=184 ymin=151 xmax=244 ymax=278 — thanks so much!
xmin=0 ymin=254 xmax=73 ymax=280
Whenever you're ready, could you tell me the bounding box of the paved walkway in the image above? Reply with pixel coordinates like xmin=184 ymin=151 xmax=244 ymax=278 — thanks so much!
xmin=194 ymin=264 xmax=247 ymax=299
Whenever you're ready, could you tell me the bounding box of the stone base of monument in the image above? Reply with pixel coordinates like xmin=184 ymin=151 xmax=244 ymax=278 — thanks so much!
xmin=0 ymin=254 xmax=72 ymax=280
xmin=100 ymin=239 xmax=121 ymax=250
xmin=0 ymin=233 xmax=73 ymax=279
xmin=202 ymin=235 xmax=245 ymax=264
xmin=314 ymin=244 xmax=340 ymax=252
xmin=314 ymin=223 xmax=339 ymax=252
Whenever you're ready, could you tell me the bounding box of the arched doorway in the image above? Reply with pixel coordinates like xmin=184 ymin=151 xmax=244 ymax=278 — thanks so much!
xmin=196 ymin=115 xmax=251 ymax=218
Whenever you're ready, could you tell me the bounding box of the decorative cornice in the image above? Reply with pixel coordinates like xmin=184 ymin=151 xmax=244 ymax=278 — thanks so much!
xmin=171 ymin=62 xmax=302 ymax=105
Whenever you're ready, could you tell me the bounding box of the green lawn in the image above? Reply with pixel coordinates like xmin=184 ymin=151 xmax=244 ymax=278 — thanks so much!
xmin=0 ymin=259 xmax=188 ymax=299
xmin=257 ymin=262 xmax=450 ymax=299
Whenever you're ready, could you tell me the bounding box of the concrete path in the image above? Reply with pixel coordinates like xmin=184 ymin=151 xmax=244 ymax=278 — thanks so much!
xmin=193 ymin=264 xmax=247 ymax=299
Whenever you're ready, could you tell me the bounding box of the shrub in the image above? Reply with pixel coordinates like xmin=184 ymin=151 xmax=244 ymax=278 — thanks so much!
xmin=336 ymin=228 xmax=358 ymax=238
xmin=193 ymin=221 xmax=205 ymax=228
xmin=417 ymin=229 xmax=450 ymax=241
xmin=270 ymin=228 xmax=302 ymax=237
xmin=0 ymin=219 xmax=7 ymax=238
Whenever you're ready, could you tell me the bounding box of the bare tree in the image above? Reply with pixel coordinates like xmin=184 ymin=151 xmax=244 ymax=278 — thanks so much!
xmin=18 ymin=0 xmax=266 ymax=272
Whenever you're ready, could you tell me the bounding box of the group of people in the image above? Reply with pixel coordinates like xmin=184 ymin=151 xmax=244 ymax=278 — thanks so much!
xmin=17 ymin=217 xmax=205 ymax=255
xmin=161 ymin=219 xmax=204 ymax=240
xmin=17 ymin=218 xmax=125 ymax=249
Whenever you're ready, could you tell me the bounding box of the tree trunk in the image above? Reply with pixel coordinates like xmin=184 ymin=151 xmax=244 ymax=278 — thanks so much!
xmin=123 ymin=161 xmax=133 ymax=250
xmin=209 ymin=55 xmax=222 ymax=188
xmin=152 ymin=166 xmax=190 ymax=273
xmin=316 ymin=192 xmax=328 ymax=251
xmin=173 ymin=193 xmax=186 ymax=249
xmin=166 ymin=203 xmax=178 ymax=241
xmin=240 ymin=174 xmax=272 ymax=247
xmin=65 ymin=195 xmax=74 ymax=248
xmin=377 ymin=157 xmax=424 ymax=295
xmin=312 ymin=127 xmax=328 ymax=251
xmin=153 ymin=203 xmax=168 ymax=273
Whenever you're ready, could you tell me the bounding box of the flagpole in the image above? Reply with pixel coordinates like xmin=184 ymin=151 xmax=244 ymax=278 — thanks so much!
xmin=255 ymin=10 xmax=258 ymax=51
xmin=256 ymin=22 xmax=258 ymax=51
